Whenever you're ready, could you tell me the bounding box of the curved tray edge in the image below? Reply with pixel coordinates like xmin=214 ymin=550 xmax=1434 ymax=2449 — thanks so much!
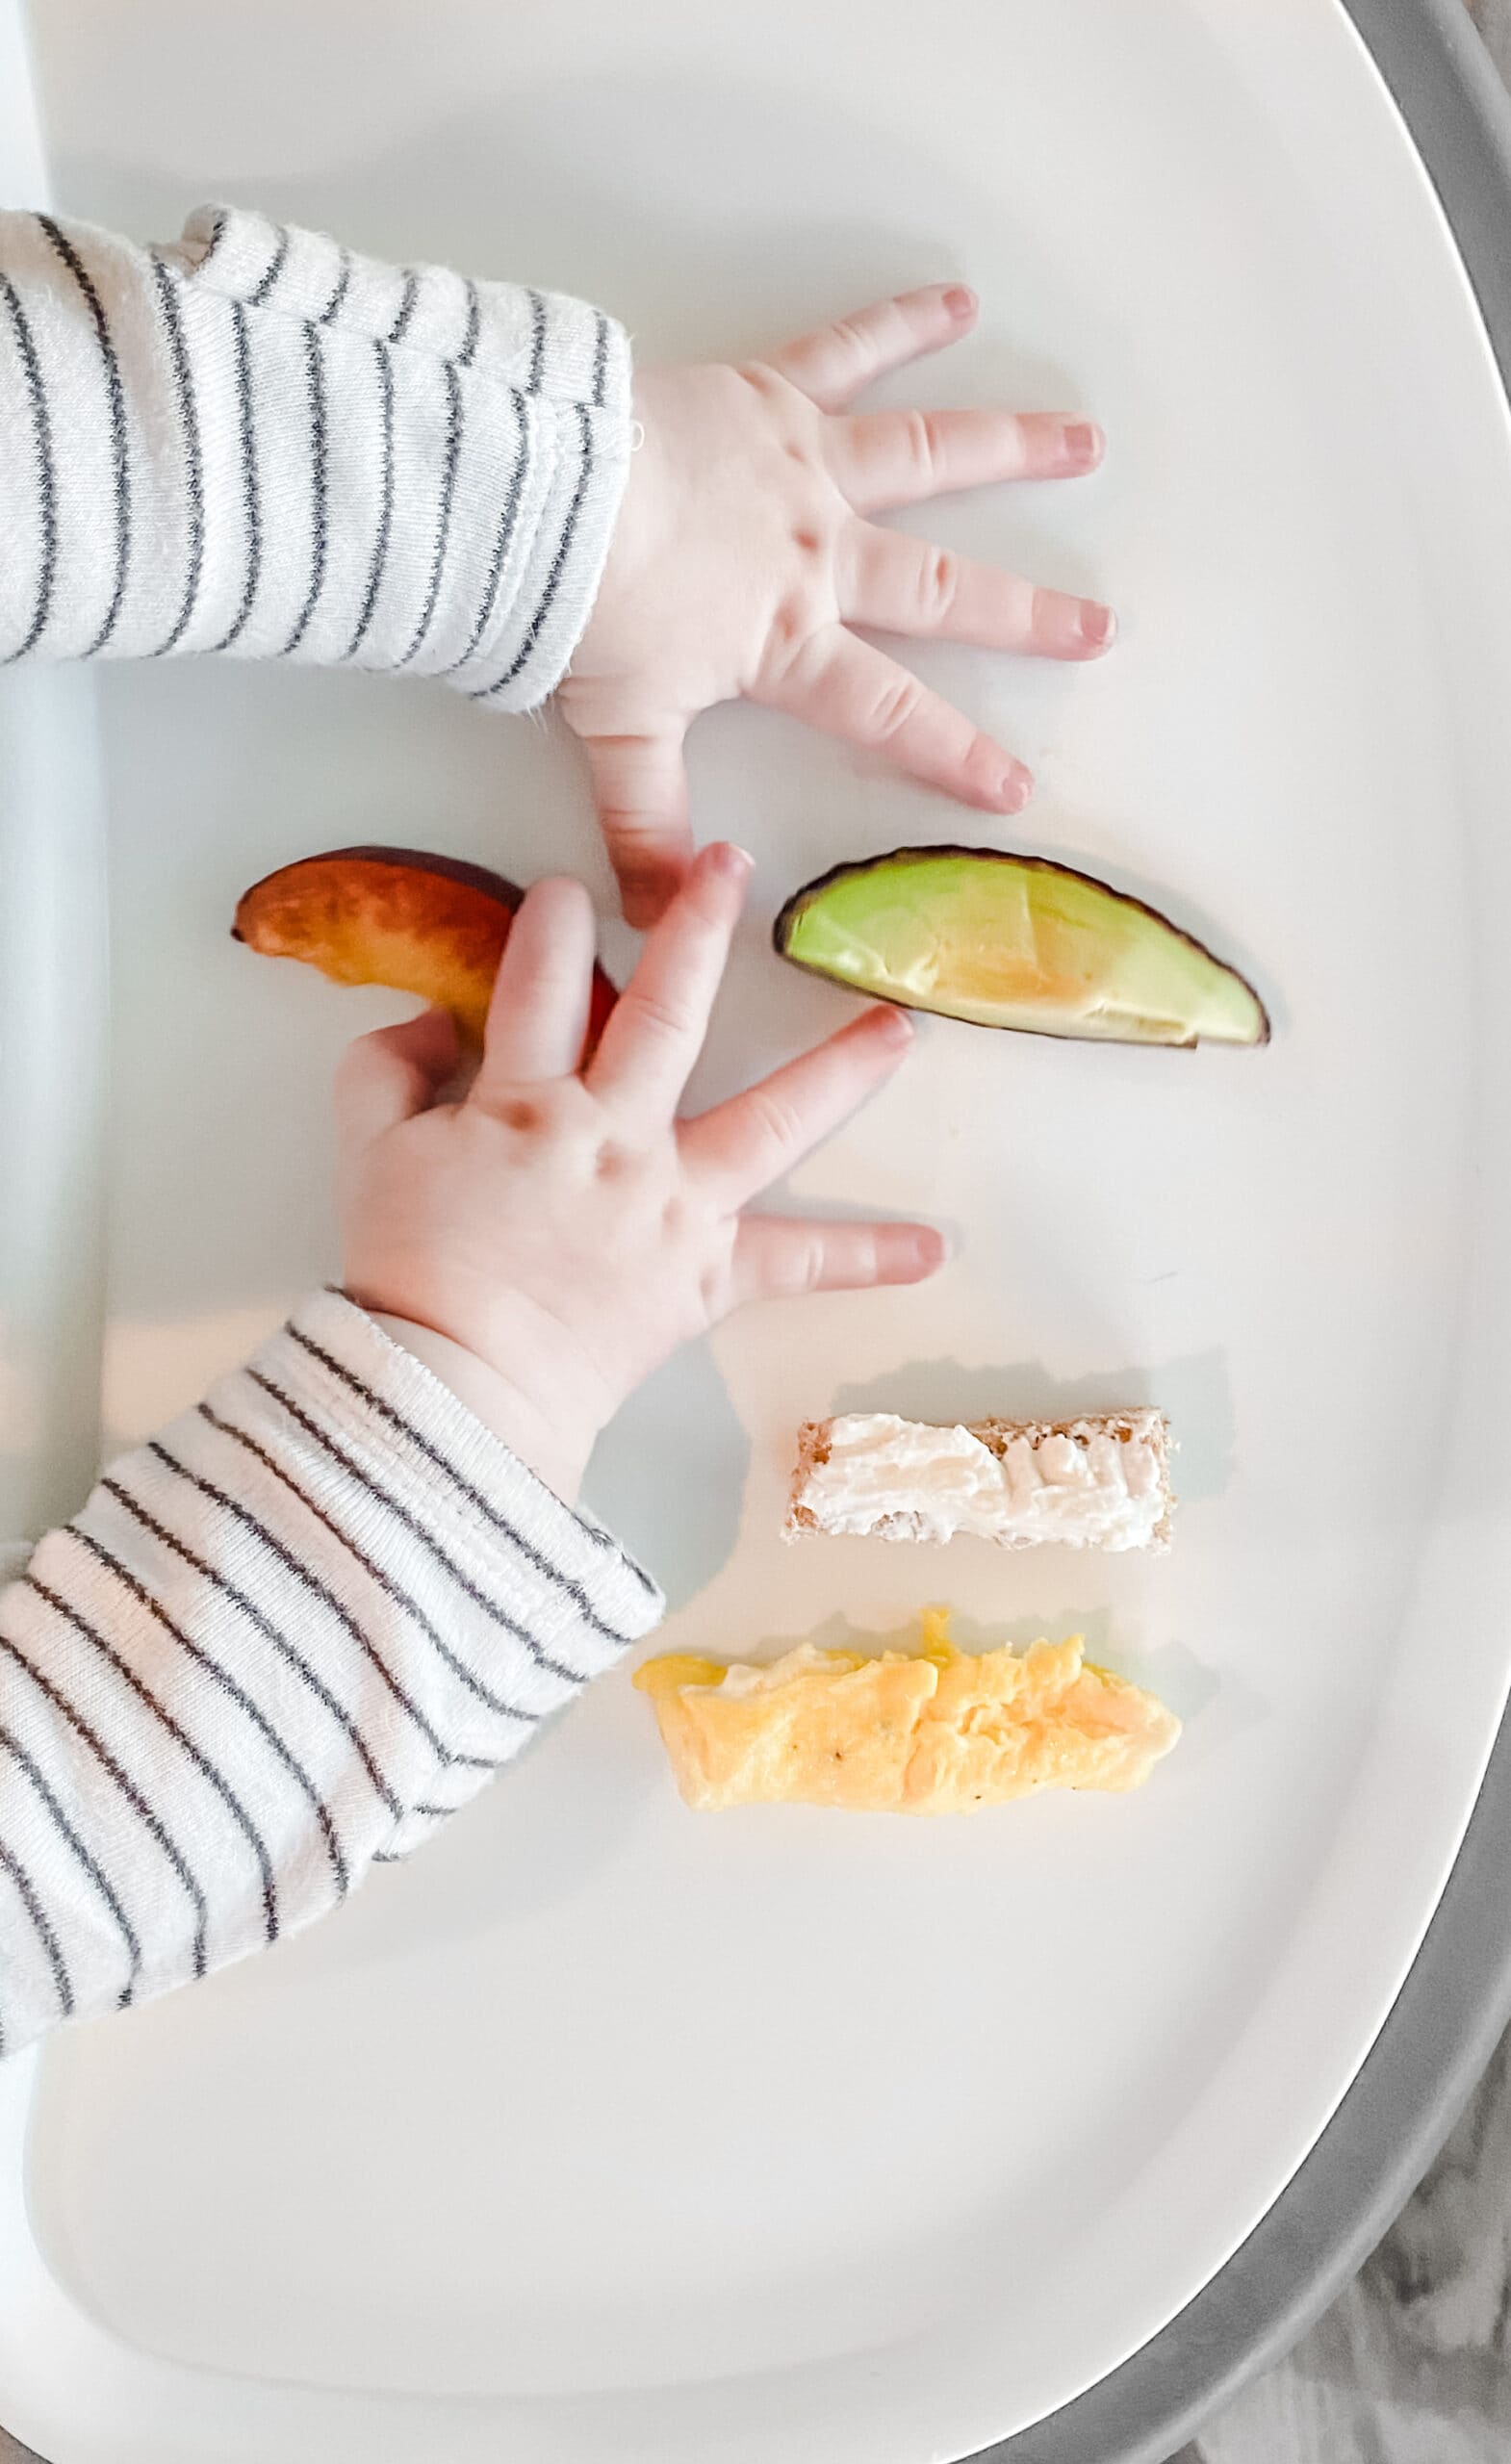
xmin=974 ymin=5 xmax=1511 ymax=2457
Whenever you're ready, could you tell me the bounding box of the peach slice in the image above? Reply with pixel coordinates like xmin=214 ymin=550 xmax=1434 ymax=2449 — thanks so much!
xmin=232 ymin=845 xmax=617 ymax=1051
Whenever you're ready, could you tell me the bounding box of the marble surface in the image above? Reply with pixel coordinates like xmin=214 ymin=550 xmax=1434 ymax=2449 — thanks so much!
xmin=1199 ymin=2037 xmax=1511 ymax=2463
xmin=0 ymin=9 xmax=1508 ymax=2464
xmin=1472 ymin=0 xmax=1511 ymax=79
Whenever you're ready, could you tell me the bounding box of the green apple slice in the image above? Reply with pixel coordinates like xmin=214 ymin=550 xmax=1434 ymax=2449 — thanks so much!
xmin=773 ymin=847 xmax=1269 ymax=1047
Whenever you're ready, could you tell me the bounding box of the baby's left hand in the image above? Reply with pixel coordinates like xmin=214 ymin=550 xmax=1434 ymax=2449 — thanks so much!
xmin=562 ymin=283 xmax=1112 ymax=923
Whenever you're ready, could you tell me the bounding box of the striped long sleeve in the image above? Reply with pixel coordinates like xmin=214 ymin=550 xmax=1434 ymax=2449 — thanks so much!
xmin=0 ymin=204 xmax=631 ymax=709
xmin=0 ymin=1291 xmax=661 ymax=2057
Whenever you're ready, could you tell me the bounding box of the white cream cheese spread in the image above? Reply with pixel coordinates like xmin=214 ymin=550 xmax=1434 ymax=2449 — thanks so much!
xmin=794 ymin=1412 xmax=1166 ymax=1551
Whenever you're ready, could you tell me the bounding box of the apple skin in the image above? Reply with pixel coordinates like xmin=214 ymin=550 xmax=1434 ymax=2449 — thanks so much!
xmin=233 ymin=845 xmax=617 ymax=1051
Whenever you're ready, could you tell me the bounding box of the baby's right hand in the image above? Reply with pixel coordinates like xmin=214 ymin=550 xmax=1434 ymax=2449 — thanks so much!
xmin=336 ymin=844 xmax=944 ymax=1503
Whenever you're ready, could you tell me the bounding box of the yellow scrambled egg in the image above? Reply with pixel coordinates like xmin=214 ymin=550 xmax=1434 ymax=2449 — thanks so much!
xmin=633 ymin=1608 xmax=1180 ymax=1814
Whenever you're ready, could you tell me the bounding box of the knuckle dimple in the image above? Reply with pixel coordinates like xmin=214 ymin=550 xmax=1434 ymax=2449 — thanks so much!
xmin=759 ymin=1231 xmax=824 ymax=1297
xmin=792 ymin=1233 xmax=828 ymax=1292
xmin=660 ymin=1192 xmax=699 ymax=1244
xmin=921 ymin=547 xmax=958 ymax=625
xmin=868 ymin=669 xmax=923 ymax=744
xmin=629 ymin=988 xmax=693 ymax=1042
xmin=748 ymin=1086 xmax=805 ymax=1159
xmin=905 ymin=407 xmax=938 ymax=481
xmin=596 ymin=806 xmax=666 ymax=848
xmin=770 ymin=589 xmax=815 ymax=654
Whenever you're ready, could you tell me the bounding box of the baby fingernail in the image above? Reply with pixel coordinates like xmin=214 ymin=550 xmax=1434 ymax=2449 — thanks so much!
xmin=998 ymin=763 xmax=1034 ymax=810
xmin=1079 ymin=602 xmax=1116 ymax=650
xmin=713 ymin=842 xmax=755 ymax=880
xmin=873 ymin=1004 xmax=913 ymax=1047
xmin=943 ymin=284 xmax=976 ymax=320
xmin=1064 ymin=420 xmax=1102 ymax=466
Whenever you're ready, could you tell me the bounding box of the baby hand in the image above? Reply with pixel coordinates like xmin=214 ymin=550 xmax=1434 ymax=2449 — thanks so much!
xmin=563 ymin=285 xmax=1111 ymax=923
xmin=336 ymin=844 xmax=943 ymax=1502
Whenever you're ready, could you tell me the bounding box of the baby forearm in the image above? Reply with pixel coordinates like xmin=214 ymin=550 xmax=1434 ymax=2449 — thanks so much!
xmin=0 ymin=204 xmax=630 ymax=707
xmin=0 ymin=1291 xmax=659 ymax=2056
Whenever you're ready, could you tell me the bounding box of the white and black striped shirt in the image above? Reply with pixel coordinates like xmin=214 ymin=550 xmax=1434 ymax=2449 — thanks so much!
xmin=0 ymin=202 xmax=632 ymax=705
xmin=0 ymin=1293 xmax=661 ymax=2057
xmin=0 ymin=208 xmax=657 ymax=2055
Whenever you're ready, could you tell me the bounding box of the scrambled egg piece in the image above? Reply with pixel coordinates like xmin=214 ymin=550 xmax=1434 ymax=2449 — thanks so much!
xmin=633 ymin=1608 xmax=1180 ymax=1813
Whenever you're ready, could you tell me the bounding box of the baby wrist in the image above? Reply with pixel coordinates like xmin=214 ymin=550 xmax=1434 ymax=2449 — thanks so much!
xmin=362 ymin=1311 xmax=597 ymax=1505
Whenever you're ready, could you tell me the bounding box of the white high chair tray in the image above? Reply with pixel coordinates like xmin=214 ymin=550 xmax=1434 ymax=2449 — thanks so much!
xmin=5 ymin=3 xmax=1511 ymax=2458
